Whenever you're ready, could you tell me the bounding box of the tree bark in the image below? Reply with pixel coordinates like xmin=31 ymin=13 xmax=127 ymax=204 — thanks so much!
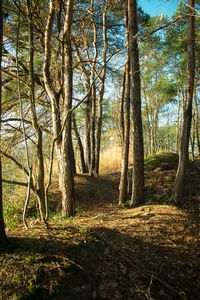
xmin=176 ymin=92 xmax=181 ymax=153
xmin=120 ymin=69 xmax=126 ymax=144
xmin=43 ymin=0 xmax=75 ymax=217
xmin=60 ymin=0 xmax=75 ymax=216
xmin=84 ymin=81 xmax=91 ymax=173
xmin=194 ymin=83 xmax=200 ymax=155
xmin=172 ymin=0 xmax=195 ymax=204
xmin=0 ymin=0 xmax=7 ymax=244
xmin=119 ymin=60 xmax=130 ymax=205
xmin=128 ymin=0 xmax=145 ymax=206
xmin=90 ymin=1 xmax=98 ymax=177
xmin=27 ymin=0 xmax=46 ymax=221
xmin=72 ymin=113 xmax=87 ymax=173
xmin=143 ymin=90 xmax=152 ymax=156
xmin=95 ymin=3 xmax=108 ymax=175
xmin=73 ymin=41 xmax=91 ymax=173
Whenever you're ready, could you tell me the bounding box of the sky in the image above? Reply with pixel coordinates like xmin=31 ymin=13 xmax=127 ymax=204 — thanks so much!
xmin=138 ymin=0 xmax=179 ymax=17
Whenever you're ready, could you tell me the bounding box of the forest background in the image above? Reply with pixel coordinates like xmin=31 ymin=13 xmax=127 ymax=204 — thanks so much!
xmin=0 ymin=0 xmax=199 ymax=233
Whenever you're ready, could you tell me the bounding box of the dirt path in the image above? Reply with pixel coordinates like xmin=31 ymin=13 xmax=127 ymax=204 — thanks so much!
xmin=73 ymin=172 xmax=200 ymax=299
xmin=1 ymin=158 xmax=200 ymax=299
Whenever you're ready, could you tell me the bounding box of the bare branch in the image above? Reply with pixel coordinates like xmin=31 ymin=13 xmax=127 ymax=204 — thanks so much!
xmin=2 ymin=179 xmax=28 ymax=187
xmin=0 ymin=150 xmax=29 ymax=176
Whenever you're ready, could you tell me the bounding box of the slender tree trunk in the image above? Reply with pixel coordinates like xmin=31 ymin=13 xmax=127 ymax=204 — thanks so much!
xmin=119 ymin=59 xmax=130 ymax=205
xmin=150 ymin=107 xmax=155 ymax=155
xmin=43 ymin=0 xmax=74 ymax=217
xmin=16 ymin=1 xmax=36 ymax=228
xmin=172 ymin=0 xmax=195 ymax=204
xmin=73 ymin=41 xmax=91 ymax=173
xmin=35 ymin=128 xmax=46 ymax=220
xmin=70 ymin=137 xmax=76 ymax=175
xmin=72 ymin=114 xmax=87 ymax=173
xmin=90 ymin=82 xmax=97 ymax=177
xmin=73 ymin=40 xmax=91 ymax=173
xmin=90 ymin=2 xmax=98 ymax=177
xmin=84 ymin=85 xmax=91 ymax=173
xmin=95 ymin=3 xmax=108 ymax=175
xmin=128 ymin=0 xmax=145 ymax=206
xmin=191 ymin=103 xmax=196 ymax=160
xmin=143 ymin=93 xmax=152 ymax=156
xmin=0 ymin=0 xmax=7 ymax=244
xmin=120 ymin=69 xmax=126 ymax=143
xmin=194 ymin=83 xmax=200 ymax=155
xmin=176 ymin=92 xmax=181 ymax=153
xmin=61 ymin=0 xmax=75 ymax=216
xmin=27 ymin=0 xmax=46 ymax=221
xmin=153 ymin=108 xmax=158 ymax=153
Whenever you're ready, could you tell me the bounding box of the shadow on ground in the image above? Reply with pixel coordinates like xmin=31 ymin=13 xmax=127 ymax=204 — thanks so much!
xmin=2 ymin=153 xmax=199 ymax=299
xmin=1 ymin=208 xmax=199 ymax=300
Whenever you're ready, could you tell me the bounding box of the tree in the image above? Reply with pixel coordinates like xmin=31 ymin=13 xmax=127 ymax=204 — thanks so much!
xmin=0 ymin=0 xmax=8 ymax=244
xmin=27 ymin=0 xmax=46 ymax=223
xmin=172 ymin=0 xmax=195 ymax=204
xmin=128 ymin=0 xmax=145 ymax=206
xmin=119 ymin=60 xmax=130 ymax=205
xmin=43 ymin=0 xmax=75 ymax=217
xmin=95 ymin=1 xmax=108 ymax=175
xmin=119 ymin=5 xmax=130 ymax=206
xmin=72 ymin=113 xmax=87 ymax=174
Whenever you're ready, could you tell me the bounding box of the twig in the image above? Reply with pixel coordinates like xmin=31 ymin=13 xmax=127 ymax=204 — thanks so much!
xmin=2 ymin=179 xmax=28 ymax=187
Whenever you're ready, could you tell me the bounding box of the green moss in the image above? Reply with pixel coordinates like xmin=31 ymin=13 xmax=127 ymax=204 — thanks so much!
xmin=144 ymin=152 xmax=178 ymax=171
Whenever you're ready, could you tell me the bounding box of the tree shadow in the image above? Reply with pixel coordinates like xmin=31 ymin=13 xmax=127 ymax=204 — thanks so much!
xmin=0 ymin=233 xmax=104 ymax=300
xmin=1 ymin=219 xmax=199 ymax=300
xmin=75 ymin=174 xmax=119 ymax=213
xmin=90 ymin=225 xmax=200 ymax=300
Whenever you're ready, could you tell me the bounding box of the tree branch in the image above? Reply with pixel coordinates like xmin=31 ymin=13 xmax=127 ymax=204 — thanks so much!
xmin=2 ymin=179 xmax=28 ymax=187
xmin=0 ymin=150 xmax=29 ymax=176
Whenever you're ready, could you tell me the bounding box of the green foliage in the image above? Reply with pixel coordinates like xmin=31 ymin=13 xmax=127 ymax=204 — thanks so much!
xmin=144 ymin=152 xmax=178 ymax=171
xmin=49 ymin=211 xmax=74 ymax=222
xmin=82 ymin=227 xmax=91 ymax=236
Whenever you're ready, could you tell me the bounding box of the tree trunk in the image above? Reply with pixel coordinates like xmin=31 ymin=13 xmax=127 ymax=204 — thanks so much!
xmin=72 ymin=139 xmax=77 ymax=175
xmin=95 ymin=3 xmax=108 ymax=175
xmin=172 ymin=0 xmax=195 ymax=204
xmin=73 ymin=41 xmax=91 ymax=173
xmin=194 ymin=83 xmax=200 ymax=155
xmin=153 ymin=108 xmax=158 ymax=153
xmin=28 ymin=0 xmax=46 ymax=221
xmin=144 ymin=93 xmax=152 ymax=156
xmin=90 ymin=82 xmax=97 ymax=177
xmin=119 ymin=59 xmax=130 ymax=205
xmin=120 ymin=69 xmax=126 ymax=144
xmin=90 ymin=3 xmax=98 ymax=177
xmin=43 ymin=0 xmax=75 ymax=217
xmin=0 ymin=0 xmax=7 ymax=244
xmin=72 ymin=114 xmax=87 ymax=173
xmin=36 ymin=128 xmax=46 ymax=220
xmin=176 ymin=92 xmax=181 ymax=153
xmin=84 ymin=81 xmax=91 ymax=173
xmin=128 ymin=0 xmax=145 ymax=206
xmin=191 ymin=102 xmax=196 ymax=161
xmin=61 ymin=0 xmax=75 ymax=216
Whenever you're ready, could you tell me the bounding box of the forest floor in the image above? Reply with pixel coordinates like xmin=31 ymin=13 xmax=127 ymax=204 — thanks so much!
xmin=0 ymin=153 xmax=200 ymax=300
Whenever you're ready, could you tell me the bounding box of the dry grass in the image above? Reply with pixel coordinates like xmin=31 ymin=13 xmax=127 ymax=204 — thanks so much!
xmin=99 ymin=145 xmax=122 ymax=174
xmin=44 ymin=158 xmax=60 ymax=184
xmin=44 ymin=144 xmax=127 ymax=177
